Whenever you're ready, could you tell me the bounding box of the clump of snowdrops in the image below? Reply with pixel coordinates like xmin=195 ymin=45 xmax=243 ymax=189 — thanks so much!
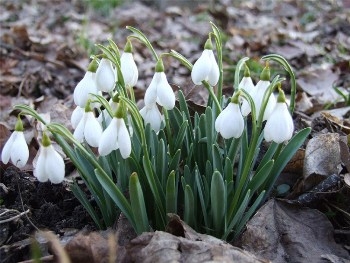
xmin=1 ymin=23 xmax=310 ymax=240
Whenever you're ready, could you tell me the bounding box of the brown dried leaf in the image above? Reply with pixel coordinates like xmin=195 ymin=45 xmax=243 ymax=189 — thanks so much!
xmin=297 ymin=68 xmax=339 ymax=103
xmin=241 ymin=199 xmax=349 ymax=263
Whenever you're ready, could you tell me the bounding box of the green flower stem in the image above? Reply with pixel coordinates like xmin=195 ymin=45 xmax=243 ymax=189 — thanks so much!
xmin=126 ymin=26 xmax=159 ymax=61
xmin=262 ymin=54 xmax=296 ymax=113
xmin=163 ymin=109 xmax=174 ymax=154
xmin=203 ymin=81 xmax=222 ymax=114
xmin=210 ymin=22 xmax=223 ymax=103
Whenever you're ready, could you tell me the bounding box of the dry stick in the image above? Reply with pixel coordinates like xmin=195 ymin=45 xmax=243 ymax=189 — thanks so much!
xmin=0 ymin=209 xmax=30 ymax=224
xmin=17 ymin=183 xmax=40 ymax=231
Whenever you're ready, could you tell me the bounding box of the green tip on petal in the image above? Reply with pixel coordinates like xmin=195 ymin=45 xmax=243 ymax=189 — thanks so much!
xmin=42 ymin=132 xmax=51 ymax=147
xmin=115 ymin=100 xmax=126 ymax=118
xmin=15 ymin=116 xmax=24 ymax=132
xmin=155 ymin=59 xmax=164 ymax=73
xmin=230 ymin=91 xmax=241 ymax=104
xmin=260 ymin=61 xmax=270 ymax=81
xmin=244 ymin=63 xmax=251 ymax=77
xmin=204 ymin=38 xmax=213 ymax=50
xmin=124 ymin=39 xmax=133 ymax=53
xmin=87 ymin=59 xmax=99 ymax=73
xmin=277 ymin=84 xmax=286 ymax=103
xmin=84 ymin=100 xmax=93 ymax=112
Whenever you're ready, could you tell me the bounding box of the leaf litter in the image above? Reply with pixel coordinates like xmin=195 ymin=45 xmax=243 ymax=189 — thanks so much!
xmin=0 ymin=0 xmax=349 ymax=262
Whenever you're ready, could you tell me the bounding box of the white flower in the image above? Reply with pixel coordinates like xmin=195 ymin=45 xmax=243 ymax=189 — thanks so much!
xmin=191 ymin=49 xmax=219 ymax=86
xmin=34 ymin=144 xmax=65 ymax=184
xmin=71 ymin=106 xmax=84 ymax=129
xmin=252 ymin=80 xmax=276 ymax=121
xmin=140 ymin=103 xmax=163 ymax=133
xmin=121 ymin=52 xmax=138 ymax=87
xmin=95 ymin=58 xmax=117 ymax=92
xmin=215 ymin=102 xmax=244 ymax=139
xmin=144 ymin=72 xmax=175 ymax=110
xmin=239 ymin=76 xmax=256 ymax=116
xmin=98 ymin=117 xmax=131 ymax=158
xmin=1 ymin=131 xmax=29 ymax=168
xmin=264 ymin=102 xmax=294 ymax=143
xmin=73 ymin=111 xmax=103 ymax=147
xmin=97 ymin=99 xmax=119 ymax=126
xmin=73 ymin=71 xmax=100 ymax=107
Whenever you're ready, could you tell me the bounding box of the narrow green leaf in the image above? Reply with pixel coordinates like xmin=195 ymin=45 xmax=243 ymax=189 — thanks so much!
xmin=129 ymin=173 xmax=149 ymax=234
xmin=247 ymin=160 xmax=274 ymax=195
xmin=166 ymin=171 xmax=177 ymax=214
xmin=195 ymin=171 xmax=209 ymax=228
xmin=94 ymin=168 xmax=136 ymax=229
xmin=211 ymin=171 xmax=226 ymax=236
xmin=184 ymin=185 xmax=195 ymax=227
xmin=212 ymin=144 xmax=223 ymax=174
xmin=223 ymin=157 xmax=233 ymax=183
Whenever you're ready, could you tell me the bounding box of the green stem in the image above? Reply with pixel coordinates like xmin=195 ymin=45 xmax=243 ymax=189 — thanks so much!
xmin=203 ymin=81 xmax=222 ymax=114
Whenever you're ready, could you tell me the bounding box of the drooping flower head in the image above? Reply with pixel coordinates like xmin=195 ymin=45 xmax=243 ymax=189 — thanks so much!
xmin=73 ymin=100 xmax=103 ymax=147
xmin=73 ymin=59 xmax=101 ymax=108
xmin=264 ymin=86 xmax=294 ymax=143
xmin=34 ymin=132 xmax=65 ymax=184
xmin=95 ymin=56 xmax=117 ymax=92
xmin=121 ymin=39 xmax=138 ymax=87
xmin=144 ymin=59 xmax=175 ymax=110
xmin=215 ymin=92 xmax=244 ymax=139
xmin=251 ymin=62 xmax=276 ymax=121
xmin=98 ymin=101 xmax=131 ymax=159
xmin=1 ymin=116 xmax=29 ymax=168
xmin=191 ymin=37 xmax=219 ymax=86
xmin=240 ymin=64 xmax=256 ymax=117
xmin=140 ymin=103 xmax=164 ymax=133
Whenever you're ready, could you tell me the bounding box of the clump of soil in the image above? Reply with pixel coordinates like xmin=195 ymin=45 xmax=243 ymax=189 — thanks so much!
xmin=0 ymin=166 xmax=95 ymax=262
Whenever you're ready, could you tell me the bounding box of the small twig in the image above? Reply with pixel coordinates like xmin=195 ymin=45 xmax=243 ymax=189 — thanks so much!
xmin=18 ymin=255 xmax=54 ymax=263
xmin=0 ymin=209 xmax=30 ymax=224
xmin=334 ymin=229 xmax=350 ymax=235
xmin=17 ymin=182 xmax=40 ymax=231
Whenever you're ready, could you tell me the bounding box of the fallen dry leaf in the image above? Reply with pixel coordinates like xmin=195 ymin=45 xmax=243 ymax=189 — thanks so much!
xmin=241 ymin=199 xmax=349 ymax=263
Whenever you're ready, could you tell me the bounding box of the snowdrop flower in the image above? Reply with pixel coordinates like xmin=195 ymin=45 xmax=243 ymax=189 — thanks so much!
xmin=144 ymin=59 xmax=175 ymax=110
xmin=95 ymin=57 xmax=117 ymax=92
xmin=98 ymin=103 xmax=131 ymax=158
xmin=215 ymin=93 xmax=244 ymax=139
xmin=191 ymin=38 xmax=219 ymax=86
xmin=121 ymin=40 xmax=138 ymax=87
xmin=1 ymin=117 xmax=29 ymax=168
xmin=97 ymin=96 xmax=119 ymax=126
xmin=73 ymin=101 xmax=103 ymax=147
xmin=239 ymin=65 xmax=256 ymax=116
xmin=140 ymin=103 xmax=163 ymax=133
xmin=74 ymin=60 xmax=100 ymax=108
xmin=34 ymin=132 xmax=65 ymax=184
xmin=71 ymin=106 xmax=84 ymax=129
xmin=264 ymin=88 xmax=294 ymax=143
xmin=251 ymin=64 xmax=276 ymax=121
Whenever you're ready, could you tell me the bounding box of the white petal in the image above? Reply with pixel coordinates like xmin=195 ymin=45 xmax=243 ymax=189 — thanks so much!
xmin=34 ymin=147 xmax=49 ymax=182
xmin=10 ymin=132 xmax=29 ymax=168
xmin=217 ymin=103 xmax=244 ymax=139
xmin=121 ymin=52 xmax=138 ymax=87
xmin=252 ymin=80 xmax=270 ymax=118
xmin=73 ymin=72 xmax=98 ymax=107
xmin=98 ymin=118 xmax=119 ymax=156
xmin=263 ymin=93 xmax=276 ymax=121
xmin=264 ymin=103 xmax=294 ymax=143
xmin=156 ymin=72 xmax=175 ymax=110
xmin=191 ymin=50 xmax=211 ymax=85
xmin=144 ymin=73 xmax=158 ymax=105
xmin=1 ymin=131 xmax=16 ymax=164
xmin=96 ymin=58 xmax=116 ymax=92
xmin=117 ymin=118 xmax=131 ymax=159
xmin=84 ymin=112 xmax=102 ymax=147
xmin=71 ymin=106 xmax=84 ymax=129
xmin=73 ymin=114 xmax=86 ymax=142
xmin=140 ymin=104 xmax=163 ymax=132
xmin=207 ymin=50 xmax=220 ymax=86
xmin=44 ymin=145 xmax=65 ymax=184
